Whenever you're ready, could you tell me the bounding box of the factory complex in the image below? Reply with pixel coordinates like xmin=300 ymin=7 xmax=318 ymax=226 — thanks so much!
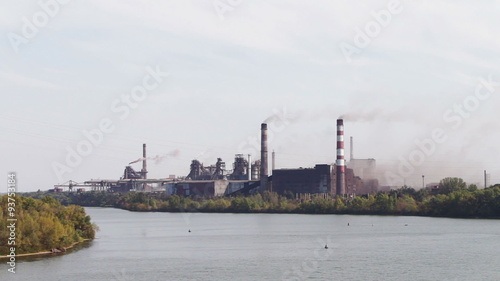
xmin=52 ymin=120 xmax=378 ymax=197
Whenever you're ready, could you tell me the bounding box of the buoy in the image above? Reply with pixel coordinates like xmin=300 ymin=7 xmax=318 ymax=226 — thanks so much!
xmin=188 ymin=229 xmax=191 ymax=232
xmin=324 ymin=244 xmax=328 ymax=249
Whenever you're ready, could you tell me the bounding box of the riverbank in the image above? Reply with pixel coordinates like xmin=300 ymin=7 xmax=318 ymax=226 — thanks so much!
xmin=0 ymin=195 xmax=97 ymax=257
xmin=22 ymin=184 xmax=500 ymax=219
xmin=0 ymin=239 xmax=91 ymax=260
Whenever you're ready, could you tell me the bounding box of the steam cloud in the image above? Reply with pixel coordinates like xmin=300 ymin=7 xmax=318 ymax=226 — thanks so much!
xmin=339 ymin=107 xmax=422 ymax=122
xmin=129 ymin=149 xmax=180 ymax=165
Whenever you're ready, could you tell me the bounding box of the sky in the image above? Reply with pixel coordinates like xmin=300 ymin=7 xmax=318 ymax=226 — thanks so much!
xmin=1 ymin=0 xmax=500 ymax=192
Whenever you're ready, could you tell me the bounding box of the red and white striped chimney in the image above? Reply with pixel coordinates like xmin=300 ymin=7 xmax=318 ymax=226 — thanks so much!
xmin=336 ymin=119 xmax=346 ymax=195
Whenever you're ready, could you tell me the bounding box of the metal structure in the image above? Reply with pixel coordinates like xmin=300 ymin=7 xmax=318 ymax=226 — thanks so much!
xmin=272 ymin=150 xmax=275 ymax=172
xmin=141 ymin=143 xmax=147 ymax=179
xmin=53 ymin=180 xmax=90 ymax=192
xmin=230 ymin=154 xmax=249 ymax=180
xmin=186 ymin=158 xmax=226 ymax=180
xmin=123 ymin=166 xmax=143 ymax=179
xmin=350 ymin=136 xmax=354 ymax=161
xmin=211 ymin=158 xmax=226 ymax=180
xmin=252 ymin=160 xmax=261 ymax=180
xmin=247 ymin=154 xmax=252 ymax=180
xmin=260 ymin=123 xmax=268 ymax=190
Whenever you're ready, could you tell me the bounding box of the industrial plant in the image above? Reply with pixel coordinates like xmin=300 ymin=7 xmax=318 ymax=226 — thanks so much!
xmin=52 ymin=119 xmax=378 ymax=197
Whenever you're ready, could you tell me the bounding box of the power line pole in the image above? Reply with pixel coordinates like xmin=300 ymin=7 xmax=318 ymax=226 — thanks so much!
xmin=484 ymin=170 xmax=487 ymax=189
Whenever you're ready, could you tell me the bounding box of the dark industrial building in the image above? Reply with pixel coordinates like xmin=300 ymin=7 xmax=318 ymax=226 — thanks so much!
xmin=272 ymin=165 xmax=333 ymax=195
xmin=272 ymin=165 xmax=377 ymax=196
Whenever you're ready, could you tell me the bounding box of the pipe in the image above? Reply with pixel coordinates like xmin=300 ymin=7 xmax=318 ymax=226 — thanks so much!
xmin=336 ymin=119 xmax=345 ymax=195
xmin=260 ymin=123 xmax=268 ymax=190
xmin=272 ymin=150 xmax=275 ymax=172
xmin=484 ymin=170 xmax=487 ymax=188
xmin=248 ymin=154 xmax=252 ymax=181
xmin=142 ymin=143 xmax=147 ymax=179
xmin=350 ymin=136 xmax=353 ymax=161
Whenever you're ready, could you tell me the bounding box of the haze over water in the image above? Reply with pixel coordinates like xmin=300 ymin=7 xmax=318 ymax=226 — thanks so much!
xmin=4 ymin=208 xmax=500 ymax=280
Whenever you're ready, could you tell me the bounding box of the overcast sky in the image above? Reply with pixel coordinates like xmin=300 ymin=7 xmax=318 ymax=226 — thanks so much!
xmin=2 ymin=0 xmax=500 ymax=192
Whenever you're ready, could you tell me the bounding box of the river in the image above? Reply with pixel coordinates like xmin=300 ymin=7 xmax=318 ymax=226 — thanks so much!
xmin=3 ymin=207 xmax=500 ymax=280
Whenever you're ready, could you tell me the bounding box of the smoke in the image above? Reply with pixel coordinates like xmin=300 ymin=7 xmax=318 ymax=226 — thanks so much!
xmin=129 ymin=158 xmax=145 ymax=165
xmin=151 ymin=149 xmax=181 ymax=165
xmin=340 ymin=107 xmax=424 ymax=123
xmin=262 ymin=107 xmax=301 ymax=124
xmin=261 ymin=106 xmax=422 ymax=126
xmin=129 ymin=149 xmax=180 ymax=165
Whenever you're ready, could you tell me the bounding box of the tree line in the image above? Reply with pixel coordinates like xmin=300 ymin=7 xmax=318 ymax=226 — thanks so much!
xmin=23 ymin=177 xmax=500 ymax=219
xmin=0 ymin=195 xmax=96 ymax=256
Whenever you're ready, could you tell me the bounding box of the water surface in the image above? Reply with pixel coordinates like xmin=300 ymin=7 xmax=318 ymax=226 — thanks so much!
xmin=3 ymin=208 xmax=499 ymax=280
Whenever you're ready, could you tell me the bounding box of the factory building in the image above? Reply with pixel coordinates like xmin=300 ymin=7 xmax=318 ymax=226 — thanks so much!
xmin=272 ymin=165 xmax=333 ymax=195
xmin=166 ymin=180 xmax=256 ymax=197
xmin=347 ymin=136 xmax=379 ymax=194
xmin=272 ymin=164 xmax=375 ymax=196
xmin=56 ymin=120 xmax=378 ymax=197
xmin=271 ymin=119 xmax=378 ymax=196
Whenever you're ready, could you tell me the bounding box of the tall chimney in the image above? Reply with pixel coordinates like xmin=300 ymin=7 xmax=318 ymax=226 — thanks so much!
xmin=336 ymin=119 xmax=345 ymax=195
xmin=248 ymin=154 xmax=252 ymax=181
xmin=260 ymin=123 xmax=268 ymax=190
xmin=350 ymin=136 xmax=354 ymax=161
xmin=272 ymin=150 xmax=275 ymax=172
xmin=142 ymin=143 xmax=147 ymax=179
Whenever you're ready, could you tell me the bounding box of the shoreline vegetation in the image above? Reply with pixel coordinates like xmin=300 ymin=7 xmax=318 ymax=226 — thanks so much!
xmin=0 ymin=239 xmax=91 ymax=260
xmin=0 ymin=196 xmax=97 ymax=257
xmin=24 ymin=178 xmax=499 ymax=219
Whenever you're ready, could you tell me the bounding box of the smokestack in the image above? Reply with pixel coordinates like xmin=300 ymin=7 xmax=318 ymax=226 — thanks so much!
xmin=142 ymin=143 xmax=147 ymax=179
xmin=260 ymin=123 xmax=268 ymax=190
xmin=350 ymin=136 xmax=353 ymax=161
xmin=336 ymin=119 xmax=345 ymax=195
xmin=248 ymin=154 xmax=252 ymax=181
xmin=272 ymin=150 xmax=275 ymax=172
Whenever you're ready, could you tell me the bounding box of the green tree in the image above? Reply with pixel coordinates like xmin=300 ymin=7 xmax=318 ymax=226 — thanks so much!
xmin=468 ymin=184 xmax=478 ymax=192
xmin=439 ymin=177 xmax=467 ymax=194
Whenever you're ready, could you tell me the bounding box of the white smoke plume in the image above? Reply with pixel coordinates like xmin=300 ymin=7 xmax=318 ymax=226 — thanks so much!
xmin=129 ymin=158 xmax=145 ymax=165
xmin=339 ymin=107 xmax=427 ymax=123
xmin=263 ymin=107 xmax=301 ymax=124
xmin=129 ymin=149 xmax=180 ymax=165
